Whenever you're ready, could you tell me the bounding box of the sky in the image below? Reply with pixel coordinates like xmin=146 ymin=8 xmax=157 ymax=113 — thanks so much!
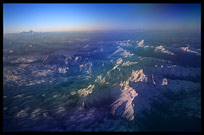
xmin=3 ymin=3 xmax=201 ymax=33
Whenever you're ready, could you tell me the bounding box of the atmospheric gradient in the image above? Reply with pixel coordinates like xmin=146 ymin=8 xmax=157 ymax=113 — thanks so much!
xmin=3 ymin=3 xmax=201 ymax=131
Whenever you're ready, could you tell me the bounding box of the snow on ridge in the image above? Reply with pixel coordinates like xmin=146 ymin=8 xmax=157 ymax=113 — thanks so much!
xmin=137 ymin=40 xmax=144 ymax=47
xmin=111 ymin=81 xmax=138 ymax=121
xmin=136 ymin=39 xmax=150 ymax=48
xmin=122 ymin=61 xmax=138 ymax=66
xmin=111 ymin=46 xmax=133 ymax=58
xmin=116 ymin=58 xmax=123 ymax=65
xmin=128 ymin=69 xmax=148 ymax=83
xmin=9 ymin=50 xmax=13 ymax=53
xmin=16 ymin=108 xmax=30 ymax=118
xmin=30 ymin=108 xmax=41 ymax=120
xmin=12 ymin=57 xmax=36 ymax=63
xmin=78 ymin=84 xmax=95 ymax=97
xmin=79 ymin=61 xmax=93 ymax=74
xmin=167 ymin=65 xmax=176 ymax=68
xmin=58 ymin=67 xmax=69 ymax=74
xmin=120 ymin=50 xmax=134 ymax=57
xmin=152 ymin=74 xmax=156 ymax=85
xmin=154 ymin=45 xmax=175 ymax=55
xmin=115 ymin=40 xmax=132 ymax=47
xmin=110 ymin=69 xmax=147 ymax=120
xmin=107 ymin=58 xmax=123 ymax=76
xmin=95 ymin=75 xmax=106 ymax=84
xmin=112 ymin=46 xmax=124 ymax=56
xmin=180 ymin=46 xmax=201 ymax=55
xmin=36 ymin=69 xmax=53 ymax=76
xmin=75 ymin=56 xmax=80 ymax=63
xmin=83 ymin=45 xmax=89 ymax=48
xmin=4 ymin=74 xmax=20 ymax=82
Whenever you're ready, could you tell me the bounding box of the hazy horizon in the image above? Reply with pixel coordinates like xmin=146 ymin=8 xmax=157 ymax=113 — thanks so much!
xmin=3 ymin=3 xmax=201 ymax=34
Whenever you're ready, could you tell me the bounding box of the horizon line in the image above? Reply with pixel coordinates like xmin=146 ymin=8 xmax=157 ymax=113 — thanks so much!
xmin=3 ymin=28 xmax=201 ymax=35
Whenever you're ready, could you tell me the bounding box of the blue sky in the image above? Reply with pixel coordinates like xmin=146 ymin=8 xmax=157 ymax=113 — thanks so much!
xmin=3 ymin=3 xmax=201 ymax=33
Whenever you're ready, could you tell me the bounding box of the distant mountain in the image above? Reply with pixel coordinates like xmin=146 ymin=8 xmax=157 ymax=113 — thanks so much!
xmin=19 ymin=30 xmax=40 ymax=36
xmin=4 ymin=30 xmax=42 ymax=39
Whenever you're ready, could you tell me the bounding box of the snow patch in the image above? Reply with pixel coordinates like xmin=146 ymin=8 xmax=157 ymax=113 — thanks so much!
xmin=162 ymin=78 xmax=168 ymax=85
xmin=9 ymin=50 xmax=13 ymax=53
xmin=75 ymin=56 xmax=80 ymax=63
xmin=58 ymin=67 xmax=69 ymax=74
